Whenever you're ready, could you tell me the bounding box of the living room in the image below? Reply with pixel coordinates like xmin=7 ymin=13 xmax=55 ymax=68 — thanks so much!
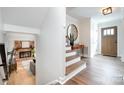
xmin=0 ymin=7 xmax=41 ymax=84
xmin=4 ymin=32 xmax=36 ymax=84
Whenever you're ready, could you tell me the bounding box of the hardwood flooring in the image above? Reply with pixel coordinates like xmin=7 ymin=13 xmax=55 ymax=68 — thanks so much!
xmin=7 ymin=61 xmax=35 ymax=85
xmin=65 ymin=55 xmax=124 ymax=85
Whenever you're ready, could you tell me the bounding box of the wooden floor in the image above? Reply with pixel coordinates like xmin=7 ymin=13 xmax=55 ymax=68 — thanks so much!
xmin=65 ymin=55 xmax=124 ymax=85
xmin=7 ymin=61 xmax=35 ymax=85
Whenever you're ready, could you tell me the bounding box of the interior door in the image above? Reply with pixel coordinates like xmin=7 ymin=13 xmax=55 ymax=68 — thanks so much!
xmin=101 ymin=26 xmax=117 ymax=57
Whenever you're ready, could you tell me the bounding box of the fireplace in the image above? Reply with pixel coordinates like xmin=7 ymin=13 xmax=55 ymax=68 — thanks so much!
xmin=19 ymin=51 xmax=31 ymax=58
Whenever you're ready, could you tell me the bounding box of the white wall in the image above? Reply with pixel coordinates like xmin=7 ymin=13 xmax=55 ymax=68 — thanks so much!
xmin=90 ymin=19 xmax=98 ymax=57
xmin=0 ymin=8 xmax=4 ymax=84
xmin=66 ymin=15 xmax=79 ymax=44
xmin=79 ymin=18 xmax=91 ymax=57
xmin=36 ymin=8 xmax=65 ymax=84
xmin=3 ymin=24 xmax=40 ymax=35
xmin=120 ymin=18 xmax=124 ymax=62
xmin=98 ymin=19 xmax=123 ymax=57
xmin=0 ymin=8 xmax=3 ymax=43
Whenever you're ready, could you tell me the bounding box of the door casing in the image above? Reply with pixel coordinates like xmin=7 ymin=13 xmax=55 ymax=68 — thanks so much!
xmin=101 ymin=26 xmax=117 ymax=57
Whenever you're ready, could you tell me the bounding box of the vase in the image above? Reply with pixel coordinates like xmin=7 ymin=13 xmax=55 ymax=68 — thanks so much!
xmin=70 ymin=41 xmax=74 ymax=50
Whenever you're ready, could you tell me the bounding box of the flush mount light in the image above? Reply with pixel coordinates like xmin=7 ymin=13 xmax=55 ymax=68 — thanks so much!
xmin=102 ymin=7 xmax=112 ymax=15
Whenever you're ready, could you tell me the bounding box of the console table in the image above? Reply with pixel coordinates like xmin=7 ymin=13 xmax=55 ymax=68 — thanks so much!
xmin=72 ymin=44 xmax=85 ymax=58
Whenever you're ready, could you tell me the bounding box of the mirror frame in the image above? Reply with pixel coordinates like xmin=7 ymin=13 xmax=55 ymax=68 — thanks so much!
xmin=67 ymin=24 xmax=78 ymax=41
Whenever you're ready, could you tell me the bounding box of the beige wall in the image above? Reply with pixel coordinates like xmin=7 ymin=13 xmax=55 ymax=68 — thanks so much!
xmin=79 ymin=18 xmax=91 ymax=57
xmin=4 ymin=32 xmax=36 ymax=52
xmin=66 ymin=15 xmax=91 ymax=57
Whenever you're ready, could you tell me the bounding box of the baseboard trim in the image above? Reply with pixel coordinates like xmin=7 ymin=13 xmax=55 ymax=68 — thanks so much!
xmin=46 ymin=63 xmax=86 ymax=85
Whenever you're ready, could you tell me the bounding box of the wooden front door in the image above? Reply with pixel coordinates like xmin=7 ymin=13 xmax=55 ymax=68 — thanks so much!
xmin=101 ymin=26 xmax=117 ymax=56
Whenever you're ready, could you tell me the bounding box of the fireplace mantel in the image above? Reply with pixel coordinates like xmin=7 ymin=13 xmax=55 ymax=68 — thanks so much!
xmin=15 ymin=40 xmax=34 ymax=49
xmin=14 ymin=40 xmax=34 ymax=61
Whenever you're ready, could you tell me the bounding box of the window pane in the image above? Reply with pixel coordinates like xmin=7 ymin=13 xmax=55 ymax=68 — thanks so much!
xmin=111 ymin=29 xmax=114 ymax=35
xmin=107 ymin=29 xmax=111 ymax=35
xmin=104 ymin=30 xmax=107 ymax=36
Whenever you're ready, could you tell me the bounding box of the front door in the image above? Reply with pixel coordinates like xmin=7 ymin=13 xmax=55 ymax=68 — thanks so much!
xmin=101 ymin=26 xmax=117 ymax=57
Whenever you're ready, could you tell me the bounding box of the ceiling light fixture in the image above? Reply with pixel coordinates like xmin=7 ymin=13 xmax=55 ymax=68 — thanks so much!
xmin=102 ymin=7 xmax=112 ymax=15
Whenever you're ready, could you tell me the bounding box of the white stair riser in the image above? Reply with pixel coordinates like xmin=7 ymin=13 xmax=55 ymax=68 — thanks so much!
xmin=66 ymin=47 xmax=71 ymax=51
xmin=59 ymin=63 xmax=86 ymax=84
xmin=66 ymin=43 xmax=68 ymax=46
xmin=121 ymin=57 xmax=124 ymax=62
xmin=66 ymin=57 xmax=81 ymax=67
xmin=66 ymin=51 xmax=76 ymax=57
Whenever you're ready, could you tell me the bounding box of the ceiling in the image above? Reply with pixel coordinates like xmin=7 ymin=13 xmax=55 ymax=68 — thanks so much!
xmin=2 ymin=7 xmax=49 ymax=29
xmin=1 ymin=7 xmax=124 ymax=28
xmin=66 ymin=7 xmax=124 ymax=23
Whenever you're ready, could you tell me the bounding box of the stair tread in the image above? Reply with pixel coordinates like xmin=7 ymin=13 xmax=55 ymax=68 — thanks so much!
xmin=66 ymin=55 xmax=80 ymax=62
xmin=66 ymin=61 xmax=85 ymax=75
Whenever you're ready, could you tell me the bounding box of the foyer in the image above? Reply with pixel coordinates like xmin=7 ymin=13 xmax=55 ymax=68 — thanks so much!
xmin=65 ymin=55 xmax=124 ymax=85
xmin=65 ymin=7 xmax=124 ymax=85
xmin=1 ymin=7 xmax=124 ymax=85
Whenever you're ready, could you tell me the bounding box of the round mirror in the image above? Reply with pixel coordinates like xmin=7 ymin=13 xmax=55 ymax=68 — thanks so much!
xmin=67 ymin=24 xmax=78 ymax=41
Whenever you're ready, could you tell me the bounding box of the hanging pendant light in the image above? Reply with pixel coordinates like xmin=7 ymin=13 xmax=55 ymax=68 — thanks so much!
xmin=102 ymin=7 xmax=112 ymax=15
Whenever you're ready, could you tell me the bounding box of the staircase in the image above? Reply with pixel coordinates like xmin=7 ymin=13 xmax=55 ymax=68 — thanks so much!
xmin=59 ymin=45 xmax=86 ymax=84
xmin=0 ymin=44 xmax=8 ymax=81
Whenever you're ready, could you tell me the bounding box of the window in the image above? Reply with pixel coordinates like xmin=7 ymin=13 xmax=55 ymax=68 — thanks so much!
xmin=110 ymin=29 xmax=114 ymax=35
xmin=107 ymin=29 xmax=111 ymax=35
xmin=104 ymin=30 xmax=107 ymax=36
xmin=103 ymin=28 xmax=115 ymax=36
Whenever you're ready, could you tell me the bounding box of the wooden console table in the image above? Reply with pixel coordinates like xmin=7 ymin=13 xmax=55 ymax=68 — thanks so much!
xmin=72 ymin=44 xmax=85 ymax=58
xmin=72 ymin=44 xmax=84 ymax=50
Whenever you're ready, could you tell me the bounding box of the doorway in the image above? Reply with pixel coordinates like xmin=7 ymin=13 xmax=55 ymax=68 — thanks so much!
xmin=101 ymin=26 xmax=117 ymax=57
xmin=3 ymin=32 xmax=36 ymax=85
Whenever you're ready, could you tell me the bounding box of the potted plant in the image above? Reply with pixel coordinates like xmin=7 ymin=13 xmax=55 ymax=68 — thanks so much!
xmin=69 ymin=33 xmax=75 ymax=49
xmin=31 ymin=47 xmax=35 ymax=58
